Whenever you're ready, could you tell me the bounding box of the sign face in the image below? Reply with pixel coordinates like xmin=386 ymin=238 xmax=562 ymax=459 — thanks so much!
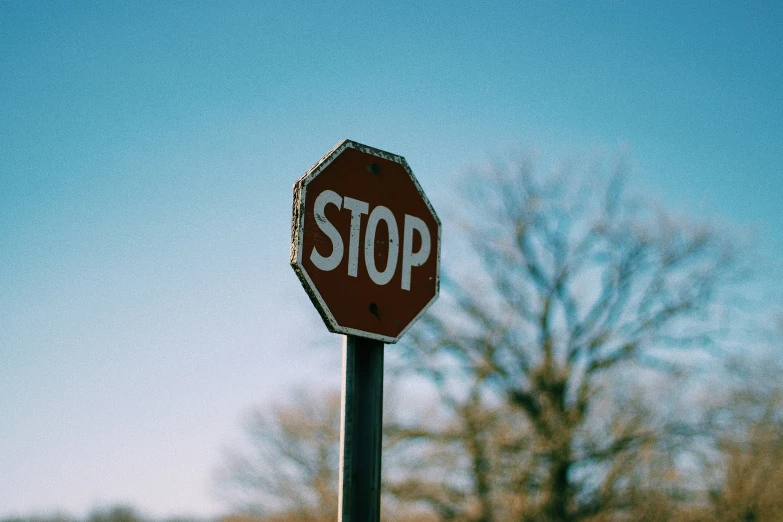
xmin=291 ymin=140 xmax=441 ymax=343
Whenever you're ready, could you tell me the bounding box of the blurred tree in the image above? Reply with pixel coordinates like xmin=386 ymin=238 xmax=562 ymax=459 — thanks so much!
xmin=86 ymin=507 xmax=144 ymax=522
xmin=705 ymin=347 xmax=783 ymax=520
xmin=0 ymin=514 xmax=75 ymax=522
xmin=218 ymin=153 xmax=748 ymax=521
xmin=391 ymin=155 xmax=742 ymax=521
xmin=214 ymin=389 xmax=341 ymax=521
xmin=214 ymin=387 xmax=437 ymax=522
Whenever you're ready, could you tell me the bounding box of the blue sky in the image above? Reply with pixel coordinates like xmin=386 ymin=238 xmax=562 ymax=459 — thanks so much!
xmin=1 ymin=1 xmax=781 ymax=517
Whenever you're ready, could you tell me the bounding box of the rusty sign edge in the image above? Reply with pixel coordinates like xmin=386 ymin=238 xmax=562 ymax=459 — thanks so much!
xmin=289 ymin=139 xmax=441 ymax=343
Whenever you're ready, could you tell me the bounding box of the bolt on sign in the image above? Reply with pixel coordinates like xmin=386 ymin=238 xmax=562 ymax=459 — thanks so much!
xmin=290 ymin=139 xmax=441 ymax=342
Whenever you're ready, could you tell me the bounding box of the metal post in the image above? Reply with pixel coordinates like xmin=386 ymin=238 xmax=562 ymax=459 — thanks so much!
xmin=338 ymin=334 xmax=384 ymax=522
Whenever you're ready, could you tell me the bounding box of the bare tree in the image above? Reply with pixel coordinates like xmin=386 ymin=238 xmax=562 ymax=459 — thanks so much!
xmin=214 ymin=389 xmax=342 ymax=521
xmin=214 ymin=386 xmax=437 ymax=522
xmin=705 ymin=342 xmax=783 ymax=521
xmin=390 ymin=154 xmax=742 ymax=521
xmin=218 ymin=153 xmax=748 ymax=521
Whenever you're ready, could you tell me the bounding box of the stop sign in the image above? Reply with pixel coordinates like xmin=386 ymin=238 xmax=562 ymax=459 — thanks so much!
xmin=290 ymin=140 xmax=441 ymax=343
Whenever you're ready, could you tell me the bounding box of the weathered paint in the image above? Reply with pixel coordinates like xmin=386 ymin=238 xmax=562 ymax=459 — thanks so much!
xmin=290 ymin=139 xmax=441 ymax=343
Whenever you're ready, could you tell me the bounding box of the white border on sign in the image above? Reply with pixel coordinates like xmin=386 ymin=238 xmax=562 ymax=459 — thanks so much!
xmin=290 ymin=139 xmax=441 ymax=343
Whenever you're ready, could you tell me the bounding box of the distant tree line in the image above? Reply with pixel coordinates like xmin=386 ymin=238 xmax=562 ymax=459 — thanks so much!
xmin=1 ymin=506 xmax=205 ymax=522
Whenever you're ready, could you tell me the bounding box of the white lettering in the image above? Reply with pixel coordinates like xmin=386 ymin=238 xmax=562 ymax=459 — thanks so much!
xmin=309 ymin=190 xmax=344 ymax=271
xmin=342 ymin=196 xmax=369 ymax=277
xmin=401 ymin=214 xmax=431 ymax=291
xmin=309 ymin=189 xmax=431 ymax=289
xmin=364 ymin=206 xmax=399 ymax=286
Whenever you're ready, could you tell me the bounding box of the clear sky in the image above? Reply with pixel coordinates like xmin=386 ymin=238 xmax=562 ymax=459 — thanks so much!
xmin=1 ymin=1 xmax=781 ymax=517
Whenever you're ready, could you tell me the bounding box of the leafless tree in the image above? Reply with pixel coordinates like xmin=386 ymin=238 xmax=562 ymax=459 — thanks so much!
xmin=389 ymin=154 xmax=742 ymax=521
xmin=704 ymin=341 xmax=783 ymax=521
xmin=214 ymin=389 xmax=342 ymax=521
xmin=218 ymin=153 xmax=750 ymax=521
xmin=214 ymin=386 xmax=437 ymax=522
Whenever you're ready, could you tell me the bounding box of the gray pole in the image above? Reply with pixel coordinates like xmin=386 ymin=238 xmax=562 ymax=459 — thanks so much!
xmin=338 ymin=334 xmax=384 ymax=522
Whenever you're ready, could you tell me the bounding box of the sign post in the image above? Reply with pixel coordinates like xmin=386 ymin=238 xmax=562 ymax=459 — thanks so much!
xmin=290 ymin=140 xmax=440 ymax=520
xmin=339 ymin=335 xmax=384 ymax=521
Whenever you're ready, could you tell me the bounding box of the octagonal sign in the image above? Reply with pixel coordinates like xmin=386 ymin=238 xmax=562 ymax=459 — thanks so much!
xmin=290 ymin=140 xmax=441 ymax=343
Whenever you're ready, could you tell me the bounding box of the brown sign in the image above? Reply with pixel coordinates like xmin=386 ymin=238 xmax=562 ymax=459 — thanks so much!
xmin=291 ymin=140 xmax=441 ymax=343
